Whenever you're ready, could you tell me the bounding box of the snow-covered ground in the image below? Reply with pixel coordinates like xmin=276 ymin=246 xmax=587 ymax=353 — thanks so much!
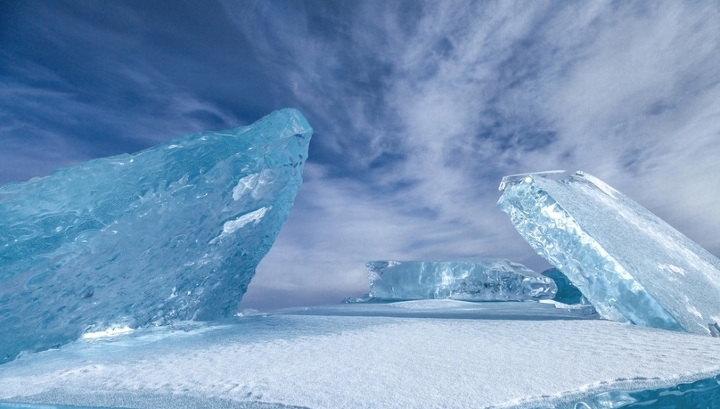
xmin=1 ymin=301 xmax=719 ymax=409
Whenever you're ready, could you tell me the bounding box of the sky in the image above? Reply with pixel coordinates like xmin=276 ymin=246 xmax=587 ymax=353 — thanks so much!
xmin=1 ymin=0 xmax=720 ymax=310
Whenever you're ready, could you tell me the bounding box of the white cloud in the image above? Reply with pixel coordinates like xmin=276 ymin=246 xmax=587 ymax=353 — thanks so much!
xmin=537 ymin=2 xmax=720 ymax=254
xmin=0 ymin=67 xmax=241 ymax=184
xmin=6 ymin=1 xmax=719 ymax=309
xmin=244 ymin=1 xmax=720 ymax=308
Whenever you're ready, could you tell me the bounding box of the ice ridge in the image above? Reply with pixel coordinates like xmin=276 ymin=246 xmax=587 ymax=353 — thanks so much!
xmin=497 ymin=170 xmax=720 ymax=335
xmin=364 ymin=259 xmax=557 ymax=301
xmin=0 ymin=108 xmax=312 ymax=363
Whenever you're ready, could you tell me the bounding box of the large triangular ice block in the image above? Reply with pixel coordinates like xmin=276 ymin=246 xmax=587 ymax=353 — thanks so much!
xmin=0 ymin=108 xmax=312 ymax=363
xmin=497 ymin=171 xmax=720 ymax=335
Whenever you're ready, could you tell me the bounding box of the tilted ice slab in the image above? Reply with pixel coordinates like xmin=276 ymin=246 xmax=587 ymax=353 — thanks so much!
xmin=1 ymin=306 xmax=720 ymax=409
xmin=0 ymin=108 xmax=312 ymax=363
xmin=497 ymin=170 xmax=720 ymax=335
xmin=364 ymin=259 xmax=557 ymax=301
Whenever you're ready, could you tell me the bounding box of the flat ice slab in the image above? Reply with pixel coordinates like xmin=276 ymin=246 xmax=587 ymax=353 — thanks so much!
xmin=497 ymin=171 xmax=720 ymax=335
xmin=365 ymin=259 xmax=556 ymax=301
xmin=1 ymin=302 xmax=720 ymax=409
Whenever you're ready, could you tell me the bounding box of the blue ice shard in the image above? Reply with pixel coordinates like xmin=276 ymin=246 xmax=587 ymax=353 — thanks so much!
xmin=541 ymin=268 xmax=586 ymax=305
xmin=0 ymin=108 xmax=312 ymax=363
xmin=365 ymin=259 xmax=557 ymax=301
xmin=497 ymin=171 xmax=720 ymax=335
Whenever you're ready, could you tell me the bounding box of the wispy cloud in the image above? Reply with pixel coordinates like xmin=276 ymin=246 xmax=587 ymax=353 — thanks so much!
xmin=0 ymin=1 xmax=264 ymax=182
xmin=2 ymin=1 xmax=719 ymax=309
xmin=241 ymin=0 xmax=720 ymax=308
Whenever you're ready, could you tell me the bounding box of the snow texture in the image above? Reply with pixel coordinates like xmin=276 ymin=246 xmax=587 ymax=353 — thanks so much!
xmin=1 ymin=301 xmax=719 ymax=409
xmin=280 ymin=298 xmax=599 ymax=319
xmin=365 ymin=259 xmax=557 ymax=301
xmin=0 ymin=108 xmax=312 ymax=364
xmin=497 ymin=171 xmax=720 ymax=335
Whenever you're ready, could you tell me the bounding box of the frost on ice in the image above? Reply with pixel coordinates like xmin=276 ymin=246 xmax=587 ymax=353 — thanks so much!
xmin=0 ymin=108 xmax=312 ymax=363
xmin=363 ymin=259 xmax=557 ymax=301
xmin=497 ymin=171 xmax=720 ymax=335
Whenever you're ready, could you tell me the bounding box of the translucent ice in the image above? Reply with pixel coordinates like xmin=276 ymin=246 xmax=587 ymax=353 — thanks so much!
xmin=0 ymin=108 xmax=312 ymax=363
xmin=541 ymin=268 xmax=586 ymax=305
xmin=365 ymin=259 xmax=557 ymax=301
xmin=497 ymin=171 xmax=720 ymax=335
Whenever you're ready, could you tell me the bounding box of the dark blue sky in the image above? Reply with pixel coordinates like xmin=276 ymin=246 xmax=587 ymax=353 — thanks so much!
xmin=2 ymin=1 xmax=720 ymax=309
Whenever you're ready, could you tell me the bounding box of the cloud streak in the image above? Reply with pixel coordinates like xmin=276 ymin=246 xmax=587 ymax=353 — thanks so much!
xmin=243 ymin=0 xmax=720 ymax=308
xmin=2 ymin=1 xmax=719 ymax=309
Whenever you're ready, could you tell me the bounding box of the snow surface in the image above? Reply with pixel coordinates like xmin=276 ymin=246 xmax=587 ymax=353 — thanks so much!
xmin=1 ymin=301 xmax=720 ymax=409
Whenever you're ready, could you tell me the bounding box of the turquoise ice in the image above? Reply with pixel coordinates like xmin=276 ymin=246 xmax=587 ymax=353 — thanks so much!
xmin=0 ymin=108 xmax=312 ymax=363
xmin=497 ymin=171 xmax=720 ymax=335
xmin=364 ymin=259 xmax=557 ymax=301
xmin=542 ymin=268 xmax=586 ymax=305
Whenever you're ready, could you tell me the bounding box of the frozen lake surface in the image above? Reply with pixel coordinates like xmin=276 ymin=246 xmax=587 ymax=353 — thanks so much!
xmin=1 ymin=301 xmax=719 ymax=409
